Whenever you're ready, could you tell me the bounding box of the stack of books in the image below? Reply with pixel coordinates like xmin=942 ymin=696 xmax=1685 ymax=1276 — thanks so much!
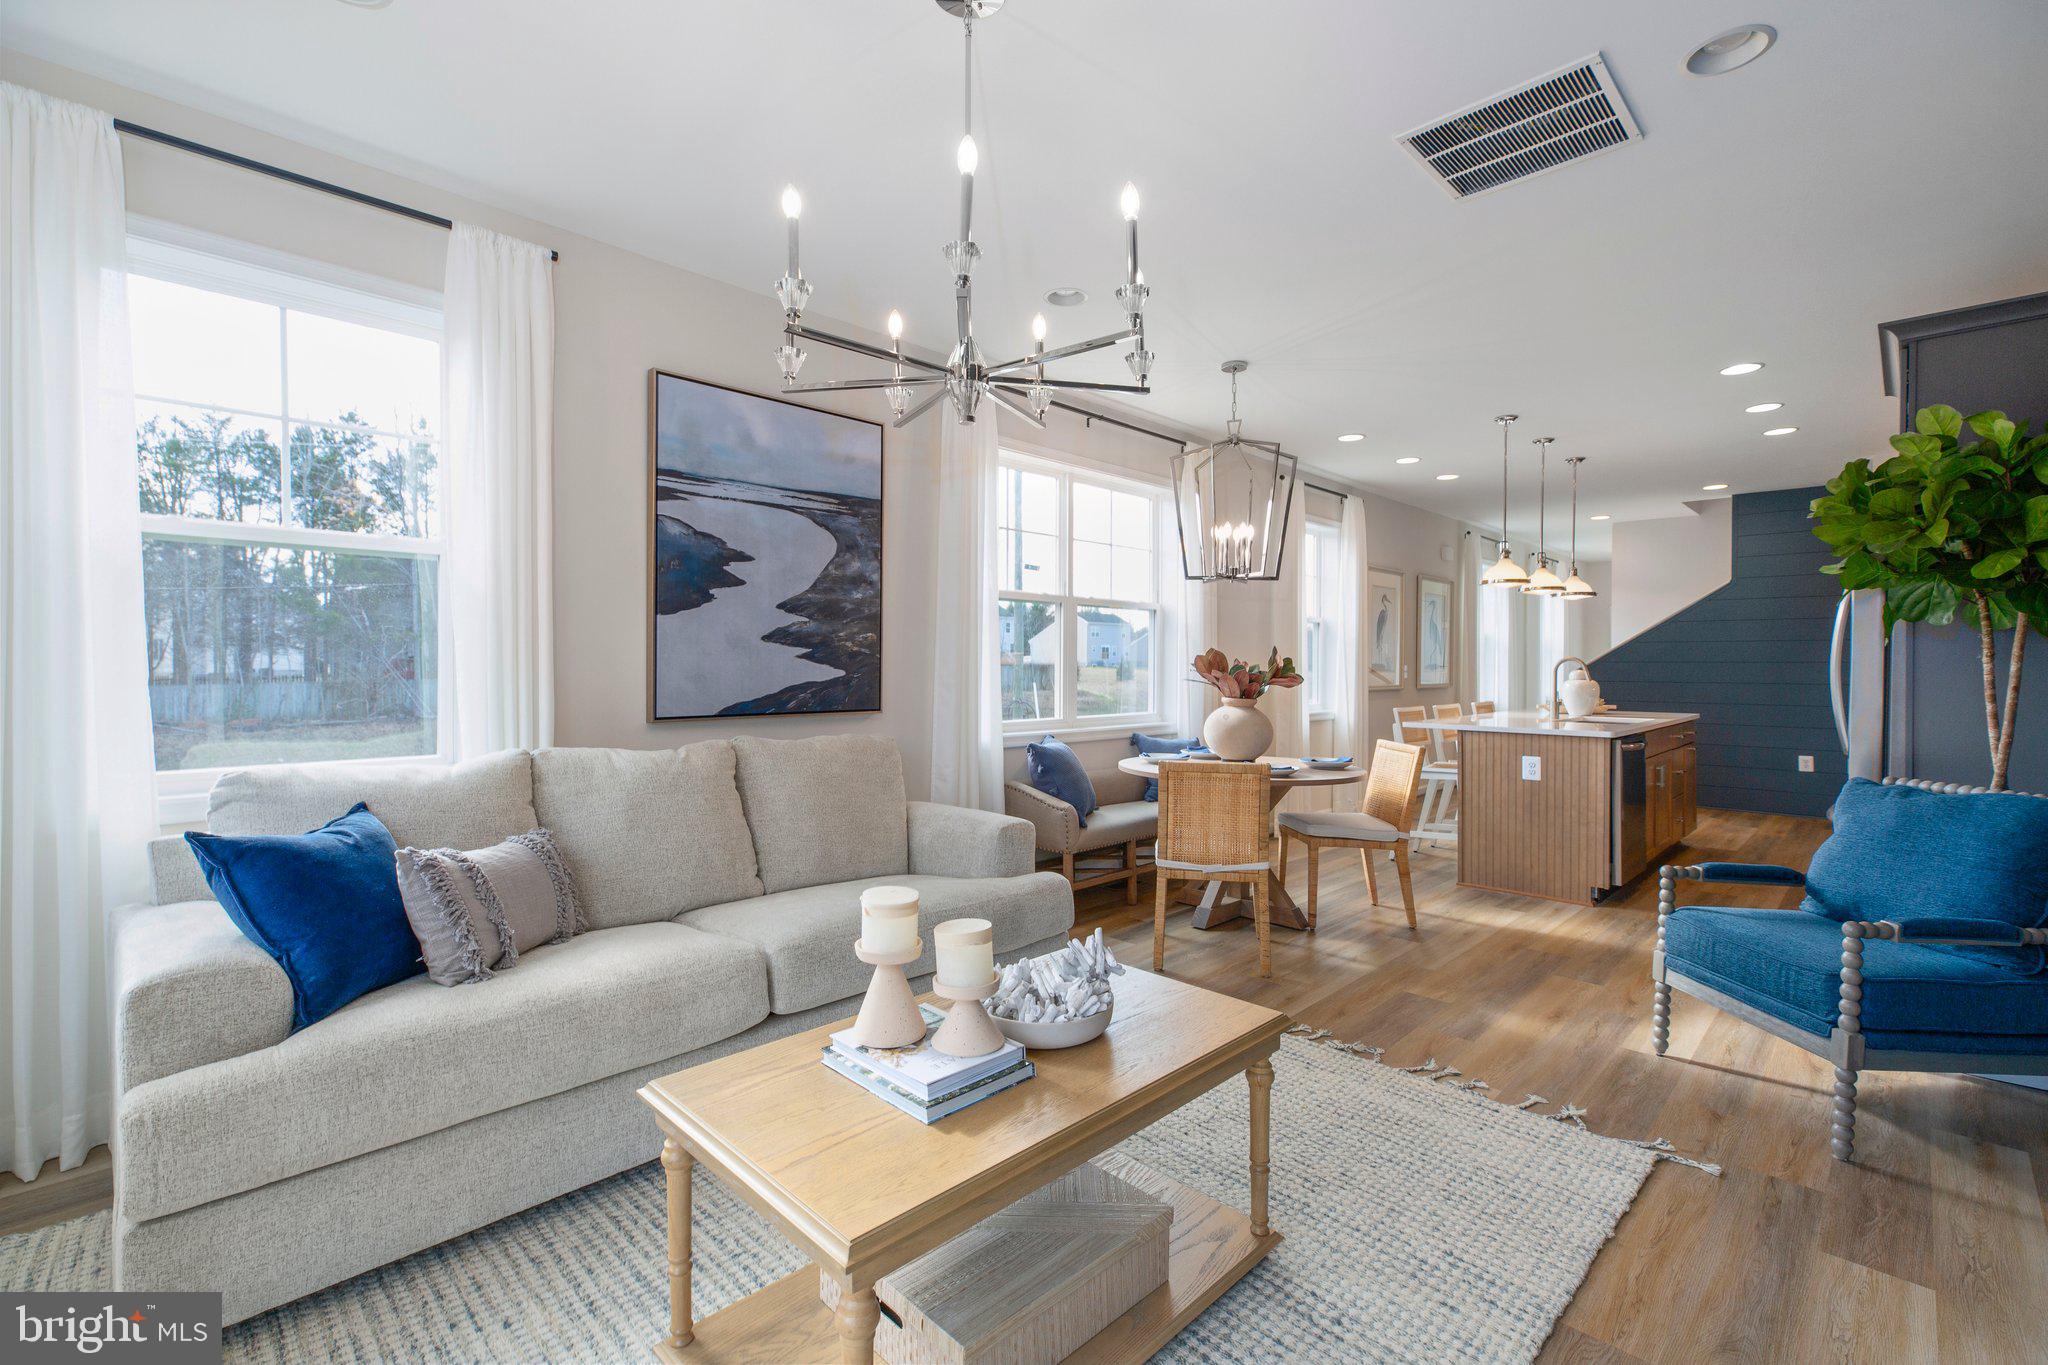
xmin=822 ymin=1004 xmax=1033 ymax=1124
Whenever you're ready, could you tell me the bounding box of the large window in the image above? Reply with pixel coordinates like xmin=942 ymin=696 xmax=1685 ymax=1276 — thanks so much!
xmin=129 ymin=235 xmax=445 ymax=805
xmin=997 ymin=455 xmax=1170 ymax=732
xmin=1300 ymin=519 xmax=1342 ymax=715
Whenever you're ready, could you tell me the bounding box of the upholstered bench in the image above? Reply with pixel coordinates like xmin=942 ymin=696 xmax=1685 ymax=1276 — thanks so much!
xmin=1004 ymin=767 xmax=1157 ymax=903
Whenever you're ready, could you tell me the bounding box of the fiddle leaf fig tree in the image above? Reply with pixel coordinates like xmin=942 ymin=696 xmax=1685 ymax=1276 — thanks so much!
xmin=1811 ymin=404 xmax=2048 ymax=790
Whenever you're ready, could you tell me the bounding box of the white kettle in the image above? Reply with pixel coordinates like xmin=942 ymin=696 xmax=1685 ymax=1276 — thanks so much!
xmin=1560 ymin=667 xmax=1602 ymax=719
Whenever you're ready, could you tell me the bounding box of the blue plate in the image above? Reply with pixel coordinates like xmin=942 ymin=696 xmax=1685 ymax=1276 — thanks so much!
xmin=1305 ymin=756 xmax=1353 ymax=768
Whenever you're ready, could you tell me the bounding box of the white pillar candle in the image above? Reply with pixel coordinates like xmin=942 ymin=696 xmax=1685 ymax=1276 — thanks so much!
xmin=933 ymin=917 xmax=994 ymax=988
xmin=860 ymin=886 xmax=920 ymax=954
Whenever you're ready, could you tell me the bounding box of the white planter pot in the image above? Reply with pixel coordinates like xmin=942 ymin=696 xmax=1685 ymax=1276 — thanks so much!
xmin=1203 ymin=698 xmax=1274 ymax=761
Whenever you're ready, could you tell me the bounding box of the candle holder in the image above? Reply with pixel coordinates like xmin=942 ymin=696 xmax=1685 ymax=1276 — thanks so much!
xmin=847 ymin=939 xmax=926 ymax=1050
xmin=931 ymin=974 xmax=1005 ymax=1058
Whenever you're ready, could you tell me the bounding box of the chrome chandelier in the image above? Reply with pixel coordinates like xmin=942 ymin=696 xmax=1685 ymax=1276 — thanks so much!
xmin=770 ymin=0 xmax=1154 ymax=428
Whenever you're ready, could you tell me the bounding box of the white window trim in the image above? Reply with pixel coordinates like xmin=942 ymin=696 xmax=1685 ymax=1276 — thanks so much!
xmin=1302 ymin=518 xmax=1340 ymax=720
xmin=997 ymin=449 xmax=1177 ymax=739
xmin=130 ymin=229 xmax=451 ymax=826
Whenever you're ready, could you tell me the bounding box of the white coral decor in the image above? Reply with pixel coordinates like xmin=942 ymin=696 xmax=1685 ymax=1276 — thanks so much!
xmin=989 ymin=928 xmax=1125 ymax=1024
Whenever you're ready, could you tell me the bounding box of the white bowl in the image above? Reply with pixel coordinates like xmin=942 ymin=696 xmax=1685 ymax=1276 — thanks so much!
xmin=993 ymin=1001 xmax=1113 ymax=1050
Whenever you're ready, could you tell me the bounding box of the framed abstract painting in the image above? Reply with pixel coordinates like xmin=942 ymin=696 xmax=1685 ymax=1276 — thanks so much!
xmin=647 ymin=371 xmax=883 ymax=719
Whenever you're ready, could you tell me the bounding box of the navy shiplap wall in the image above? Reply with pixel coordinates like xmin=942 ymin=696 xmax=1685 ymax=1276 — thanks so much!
xmin=1594 ymin=487 xmax=1842 ymax=816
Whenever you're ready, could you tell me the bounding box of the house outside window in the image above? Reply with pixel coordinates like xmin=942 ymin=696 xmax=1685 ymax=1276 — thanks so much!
xmin=128 ymin=231 xmax=446 ymax=821
xmin=996 ymin=452 xmax=1172 ymax=735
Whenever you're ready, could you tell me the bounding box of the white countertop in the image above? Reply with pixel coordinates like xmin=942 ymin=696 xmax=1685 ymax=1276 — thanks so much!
xmin=1403 ymin=709 xmax=1699 ymax=739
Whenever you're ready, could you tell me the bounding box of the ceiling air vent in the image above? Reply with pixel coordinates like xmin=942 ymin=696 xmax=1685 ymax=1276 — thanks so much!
xmin=1396 ymin=54 xmax=1641 ymax=200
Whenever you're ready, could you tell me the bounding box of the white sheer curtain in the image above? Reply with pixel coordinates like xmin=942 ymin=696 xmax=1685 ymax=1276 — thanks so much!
xmin=443 ymin=223 xmax=556 ymax=757
xmin=1265 ymin=496 xmax=1308 ymax=765
xmin=1476 ymin=537 xmax=1528 ymax=710
xmin=1336 ymin=492 xmax=1372 ymax=775
xmin=2 ymin=84 xmax=156 ymax=1182
xmin=1455 ymin=529 xmax=1480 ymax=703
xmin=929 ymin=415 xmax=1003 ymax=809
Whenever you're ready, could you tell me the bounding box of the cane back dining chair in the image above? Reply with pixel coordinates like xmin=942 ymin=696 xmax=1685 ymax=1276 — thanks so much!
xmin=1275 ymin=740 xmax=1428 ymax=929
xmin=1656 ymin=776 xmax=2048 ymax=1161
xmin=1152 ymin=760 xmax=1275 ymax=977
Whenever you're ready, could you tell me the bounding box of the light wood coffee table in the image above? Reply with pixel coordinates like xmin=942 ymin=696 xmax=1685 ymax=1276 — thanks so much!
xmin=639 ymin=967 xmax=1290 ymax=1363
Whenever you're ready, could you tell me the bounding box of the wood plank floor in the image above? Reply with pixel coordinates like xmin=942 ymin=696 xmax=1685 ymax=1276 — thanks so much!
xmin=8 ymin=807 xmax=2044 ymax=1361
xmin=1075 ymin=806 xmax=2048 ymax=1363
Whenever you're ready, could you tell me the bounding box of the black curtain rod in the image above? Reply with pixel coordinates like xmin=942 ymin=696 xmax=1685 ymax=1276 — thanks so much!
xmin=1048 ymin=397 xmax=1186 ymax=448
xmin=1045 ymin=398 xmax=1351 ymax=500
xmin=111 ymin=119 xmax=560 ymax=263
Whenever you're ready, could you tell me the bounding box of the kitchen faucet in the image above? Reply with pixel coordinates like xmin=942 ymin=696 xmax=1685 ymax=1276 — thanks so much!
xmin=1551 ymin=656 xmax=1589 ymax=723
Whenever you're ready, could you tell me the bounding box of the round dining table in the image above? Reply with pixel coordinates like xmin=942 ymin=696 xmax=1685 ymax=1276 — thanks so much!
xmin=1117 ymin=754 xmax=1365 ymax=932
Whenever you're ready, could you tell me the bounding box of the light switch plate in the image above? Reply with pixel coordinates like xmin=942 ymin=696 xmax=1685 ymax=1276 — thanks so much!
xmin=1521 ymin=755 xmax=1542 ymax=780
xmin=1798 ymin=754 xmax=1815 ymax=773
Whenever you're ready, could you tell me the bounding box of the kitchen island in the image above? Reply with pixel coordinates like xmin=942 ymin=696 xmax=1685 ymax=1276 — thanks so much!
xmin=1409 ymin=710 xmax=1700 ymax=906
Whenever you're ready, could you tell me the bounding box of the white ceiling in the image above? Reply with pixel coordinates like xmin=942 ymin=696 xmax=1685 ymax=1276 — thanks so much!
xmin=9 ymin=0 xmax=2048 ymax=556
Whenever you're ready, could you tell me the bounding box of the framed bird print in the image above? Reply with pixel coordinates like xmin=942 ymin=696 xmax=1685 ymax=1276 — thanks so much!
xmin=1367 ymin=566 xmax=1403 ymax=689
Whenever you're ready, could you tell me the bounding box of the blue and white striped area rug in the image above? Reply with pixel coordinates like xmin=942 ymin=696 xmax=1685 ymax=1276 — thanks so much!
xmin=3 ymin=1033 xmax=1688 ymax=1364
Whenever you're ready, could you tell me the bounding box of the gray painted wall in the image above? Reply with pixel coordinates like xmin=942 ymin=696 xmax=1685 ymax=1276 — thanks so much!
xmin=1889 ymin=304 xmax=2048 ymax=792
xmin=1594 ymin=488 xmax=1843 ymax=817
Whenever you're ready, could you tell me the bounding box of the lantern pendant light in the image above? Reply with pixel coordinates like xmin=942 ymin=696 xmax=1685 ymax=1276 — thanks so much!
xmin=1522 ymin=437 xmax=1566 ymax=595
xmin=1561 ymin=456 xmax=1598 ymax=599
xmin=1170 ymin=360 xmax=1298 ymax=582
xmin=1479 ymin=414 xmax=1529 ymax=587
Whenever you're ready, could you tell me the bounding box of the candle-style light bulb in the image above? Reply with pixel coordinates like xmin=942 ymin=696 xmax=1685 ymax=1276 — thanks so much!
xmin=957 ymin=135 xmax=979 ymax=176
xmin=887 ymin=310 xmax=904 ymax=342
xmin=1031 ymin=313 xmax=1048 ymax=343
xmin=1120 ymin=182 xmax=1141 ymax=221
xmin=781 ymin=185 xmax=802 ymax=220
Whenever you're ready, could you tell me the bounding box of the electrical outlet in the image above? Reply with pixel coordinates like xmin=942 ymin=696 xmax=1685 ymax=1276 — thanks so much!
xmin=1521 ymin=755 xmax=1542 ymax=781
xmin=1798 ymin=754 xmax=1816 ymax=773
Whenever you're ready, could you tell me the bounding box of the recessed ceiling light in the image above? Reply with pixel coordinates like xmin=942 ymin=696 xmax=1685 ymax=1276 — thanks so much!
xmin=1686 ymin=25 xmax=1777 ymax=77
xmin=1337 ymin=433 xmax=1365 ymax=443
xmin=1702 ymin=483 xmax=1729 ymax=491
xmin=1764 ymin=426 xmax=1798 ymax=436
xmin=1589 ymin=514 xmax=1611 ymax=521
xmin=1744 ymin=402 xmax=1783 ymax=413
xmin=1434 ymin=473 xmax=1459 ymax=481
xmin=1394 ymin=456 xmax=1421 ymax=465
xmin=1719 ymin=362 xmax=1763 ymax=376
xmin=335 ymin=0 xmax=394 ymax=7
xmin=1044 ymin=287 xmax=1087 ymax=307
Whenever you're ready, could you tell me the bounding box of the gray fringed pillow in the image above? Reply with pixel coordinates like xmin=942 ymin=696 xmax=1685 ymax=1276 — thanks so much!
xmin=394 ymin=829 xmax=583 ymax=986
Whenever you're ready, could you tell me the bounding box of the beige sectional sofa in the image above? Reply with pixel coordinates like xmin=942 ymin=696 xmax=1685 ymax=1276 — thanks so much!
xmin=110 ymin=734 xmax=1073 ymax=1324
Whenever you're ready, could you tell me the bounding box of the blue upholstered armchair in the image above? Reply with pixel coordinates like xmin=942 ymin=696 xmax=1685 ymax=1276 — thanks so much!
xmin=1654 ymin=776 xmax=2048 ymax=1162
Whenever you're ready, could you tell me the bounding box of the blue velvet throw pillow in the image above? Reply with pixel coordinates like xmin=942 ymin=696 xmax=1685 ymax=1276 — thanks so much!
xmin=1026 ymin=736 xmax=1098 ymax=827
xmin=186 ymin=803 xmax=424 ymax=1030
xmin=1802 ymin=778 xmax=2048 ymax=974
xmin=1131 ymin=733 xmax=1198 ymax=801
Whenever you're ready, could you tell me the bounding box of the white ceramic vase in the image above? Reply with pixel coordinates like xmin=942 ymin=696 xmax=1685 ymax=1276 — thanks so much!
xmin=1560 ymin=669 xmax=1602 ymax=718
xmin=1202 ymin=697 xmax=1274 ymax=761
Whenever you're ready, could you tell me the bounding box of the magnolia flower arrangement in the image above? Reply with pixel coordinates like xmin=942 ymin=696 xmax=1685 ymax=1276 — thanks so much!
xmin=1191 ymin=647 xmax=1304 ymax=701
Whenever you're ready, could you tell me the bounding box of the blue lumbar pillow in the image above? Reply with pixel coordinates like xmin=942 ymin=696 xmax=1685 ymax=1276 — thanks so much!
xmin=1802 ymin=777 xmax=2048 ymax=973
xmin=1026 ymin=736 xmax=1099 ymax=827
xmin=186 ymin=803 xmax=424 ymax=1030
xmin=1130 ymin=733 xmax=1199 ymax=801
